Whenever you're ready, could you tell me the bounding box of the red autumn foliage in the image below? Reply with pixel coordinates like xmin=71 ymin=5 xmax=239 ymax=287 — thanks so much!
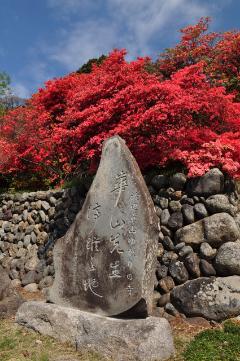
xmin=157 ymin=17 xmax=240 ymax=96
xmin=1 ymin=19 xmax=240 ymax=185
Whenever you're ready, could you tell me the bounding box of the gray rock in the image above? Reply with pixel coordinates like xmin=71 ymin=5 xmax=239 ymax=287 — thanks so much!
xmin=165 ymin=303 xmax=179 ymax=317
xmin=152 ymin=290 xmax=161 ymax=306
xmin=169 ymin=261 xmax=189 ymax=284
xmin=0 ymin=265 xmax=23 ymax=318
xmin=178 ymin=246 xmax=193 ymax=258
xmin=25 ymin=255 xmax=40 ymax=272
xmin=175 ymin=242 xmax=185 ymax=252
xmin=204 ymin=213 xmax=239 ymax=247
xmin=194 ymin=203 xmax=208 ymax=220
xmin=184 ymin=253 xmax=200 ymax=278
xmin=206 ymin=194 xmax=236 ymax=215
xmin=49 ymin=136 xmax=159 ymax=317
xmin=181 ymin=204 xmax=195 ymax=224
xmin=158 ymin=231 xmax=164 ymax=241
xmin=186 ymin=168 xmax=224 ymax=196
xmin=39 ymin=210 xmax=46 ymax=223
xmin=161 ymin=226 xmax=172 ymax=237
xmin=158 ymin=197 xmax=169 ymax=209
xmin=169 ymin=173 xmax=186 ymax=191
xmin=162 ymin=236 xmax=175 ymax=251
xmin=161 ymin=209 xmax=170 ymax=225
xmin=21 ymin=271 xmax=40 ymax=286
xmin=199 ymin=242 xmax=216 ymax=260
xmin=23 ymin=235 xmax=31 ymax=248
xmin=169 ymin=201 xmax=182 ymax=213
xmin=39 ymin=276 xmax=54 ymax=290
xmin=175 ymin=213 xmax=239 ymax=247
xmin=49 ymin=196 xmax=57 ymax=206
xmin=10 ymin=279 xmax=21 ymax=288
xmin=158 ymin=293 xmax=170 ymax=307
xmin=41 ymin=201 xmax=50 ymax=211
xmin=200 ymin=259 xmax=216 ymax=276
xmin=175 ymin=219 xmax=204 ymax=245
xmin=157 ymin=244 xmax=164 ymax=260
xmin=161 ymin=251 xmax=178 ymax=266
xmin=215 ymin=242 xmax=240 ymax=275
xmin=234 ymin=213 xmax=240 ymax=230
xmin=181 ymin=197 xmax=194 ymax=206
xmin=30 ymin=232 xmax=37 ymax=244
xmin=16 ymin=301 xmax=175 ymax=361
xmin=168 ymin=211 xmax=183 ymax=230
xmin=171 ymin=276 xmax=240 ymax=321
xmin=158 ymin=276 xmax=175 ymax=293
xmin=24 ymin=283 xmax=38 ymax=292
xmin=156 ymin=265 xmax=168 ymax=280
xmin=151 ymin=175 xmax=168 ymax=190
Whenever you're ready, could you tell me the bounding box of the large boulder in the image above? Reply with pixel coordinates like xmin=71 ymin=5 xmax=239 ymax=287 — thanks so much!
xmin=186 ymin=168 xmax=224 ymax=196
xmin=215 ymin=242 xmax=240 ymax=275
xmin=16 ymin=301 xmax=175 ymax=361
xmin=0 ymin=265 xmax=23 ymax=318
xmin=175 ymin=213 xmax=239 ymax=247
xmin=171 ymin=276 xmax=240 ymax=321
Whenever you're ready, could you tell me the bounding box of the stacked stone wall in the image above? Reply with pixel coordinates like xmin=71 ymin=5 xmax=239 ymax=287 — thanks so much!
xmin=1 ymin=168 xmax=240 ymax=319
xmin=148 ymin=168 xmax=240 ymax=319
xmin=0 ymin=188 xmax=85 ymax=291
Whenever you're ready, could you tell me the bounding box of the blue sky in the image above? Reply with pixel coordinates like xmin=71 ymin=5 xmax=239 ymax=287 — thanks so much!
xmin=0 ymin=0 xmax=239 ymax=98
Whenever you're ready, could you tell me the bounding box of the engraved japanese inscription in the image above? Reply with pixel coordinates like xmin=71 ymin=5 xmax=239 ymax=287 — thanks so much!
xmin=49 ymin=136 xmax=159 ymax=316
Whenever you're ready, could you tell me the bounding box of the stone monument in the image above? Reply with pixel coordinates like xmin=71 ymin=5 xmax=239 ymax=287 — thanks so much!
xmin=16 ymin=136 xmax=175 ymax=361
xmin=49 ymin=135 xmax=159 ymax=316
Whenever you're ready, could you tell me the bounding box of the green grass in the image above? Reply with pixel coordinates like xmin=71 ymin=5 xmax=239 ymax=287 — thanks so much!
xmin=183 ymin=320 xmax=240 ymax=361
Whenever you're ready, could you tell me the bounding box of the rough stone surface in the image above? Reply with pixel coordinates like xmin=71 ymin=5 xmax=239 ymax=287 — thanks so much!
xmin=24 ymin=283 xmax=38 ymax=292
xmin=49 ymin=136 xmax=159 ymax=316
xmin=160 ymin=209 xmax=170 ymax=226
xmin=175 ymin=219 xmax=204 ymax=245
xmin=16 ymin=301 xmax=175 ymax=361
xmin=171 ymin=276 xmax=240 ymax=321
xmin=199 ymin=243 xmax=216 ymax=260
xmin=215 ymin=242 xmax=240 ymax=275
xmin=168 ymin=211 xmax=183 ymax=230
xmin=0 ymin=265 xmax=23 ymax=318
xmin=151 ymin=175 xmax=168 ymax=190
xmin=158 ymin=276 xmax=175 ymax=293
xmin=181 ymin=204 xmax=195 ymax=224
xmin=194 ymin=203 xmax=208 ymax=220
xmin=184 ymin=253 xmax=200 ymax=278
xmin=169 ymin=261 xmax=189 ymax=284
xmin=186 ymin=168 xmax=224 ymax=196
xmin=175 ymin=213 xmax=239 ymax=247
xmin=169 ymin=173 xmax=186 ymax=191
xmin=200 ymin=260 xmax=216 ymax=277
xmin=205 ymin=194 xmax=236 ymax=216
xmin=204 ymin=213 xmax=239 ymax=247
xmin=178 ymin=246 xmax=193 ymax=258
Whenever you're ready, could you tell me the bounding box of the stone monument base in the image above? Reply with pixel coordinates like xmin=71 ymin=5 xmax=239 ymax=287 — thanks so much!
xmin=16 ymin=301 xmax=175 ymax=361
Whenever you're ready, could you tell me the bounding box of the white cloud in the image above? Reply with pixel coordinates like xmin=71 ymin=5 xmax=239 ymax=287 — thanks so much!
xmin=12 ymin=82 xmax=30 ymax=98
xmin=50 ymin=20 xmax=118 ymax=70
xmin=46 ymin=0 xmax=217 ymax=70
